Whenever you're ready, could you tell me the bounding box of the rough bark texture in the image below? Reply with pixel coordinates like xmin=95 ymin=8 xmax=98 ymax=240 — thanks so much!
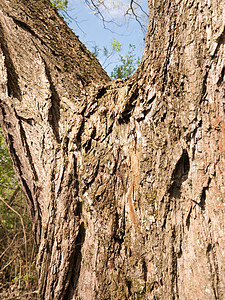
xmin=0 ymin=0 xmax=225 ymax=299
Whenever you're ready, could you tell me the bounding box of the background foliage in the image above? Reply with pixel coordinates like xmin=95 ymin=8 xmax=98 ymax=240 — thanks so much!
xmin=0 ymin=130 xmax=37 ymax=299
xmin=93 ymin=39 xmax=140 ymax=79
xmin=51 ymin=0 xmax=68 ymax=11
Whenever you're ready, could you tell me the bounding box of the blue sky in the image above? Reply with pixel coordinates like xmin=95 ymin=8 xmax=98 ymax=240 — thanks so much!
xmin=65 ymin=0 xmax=148 ymax=75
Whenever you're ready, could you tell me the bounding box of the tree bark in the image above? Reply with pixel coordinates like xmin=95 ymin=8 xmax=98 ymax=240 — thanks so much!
xmin=0 ymin=0 xmax=224 ymax=299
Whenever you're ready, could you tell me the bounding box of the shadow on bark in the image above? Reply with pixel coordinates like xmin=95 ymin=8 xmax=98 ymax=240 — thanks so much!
xmin=170 ymin=149 xmax=190 ymax=199
xmin=63 ymin=222 xmax=86 ymax=299
xmin=0 ymin=23 xmax=22 ymax=100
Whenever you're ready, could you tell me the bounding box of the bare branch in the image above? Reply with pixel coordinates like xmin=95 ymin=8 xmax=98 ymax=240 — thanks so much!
xmin=82 ymin=0 xmax=148 ymax=34
xmin=0 ymin=233 xmax=18 ymax=260
xmin=125 ymin=0 xmax=148 ymax=34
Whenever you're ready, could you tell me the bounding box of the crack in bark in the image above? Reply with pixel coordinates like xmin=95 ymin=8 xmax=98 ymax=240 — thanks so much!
xmin=206 ymin=218 xmax=220 ymax=300
xmin=0 ymin=20 xmax=22 ymax=100
xmin=43 ymin=61 xmax=61 ymax=143
xmin=212 ymin=25 xmax=225 ymax=59
xmin=75 ymin=118 xmax=85 ymax=151
xmin=62 ymin=222 xmax=86 ymax=300
xmin=118 ymin=84 xmax=139 ymax=124
xmin=162 ymin=150 xmax=190 ymax=229
xmin=171 ymin=226 xmax=179 ymax=300
xmin=217 ymin=67 xmax=225 ymax=87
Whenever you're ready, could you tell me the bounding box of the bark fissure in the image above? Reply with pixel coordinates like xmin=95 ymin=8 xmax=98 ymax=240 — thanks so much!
xmin=63 ymin=222 xmax=86 ymax=300
xmin=43 ymin=61 xmax=61 ymax=143
xmin=206 ymin=219 xmax=220 ymax=300
xmin=0 ymin=21 xmax=22 ymax=100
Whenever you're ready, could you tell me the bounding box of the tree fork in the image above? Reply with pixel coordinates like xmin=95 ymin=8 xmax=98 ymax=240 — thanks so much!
xmin=0 ymin=0 xmax=225 ymax=299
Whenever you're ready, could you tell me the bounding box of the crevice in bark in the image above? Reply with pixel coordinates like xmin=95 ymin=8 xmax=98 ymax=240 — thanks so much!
xmin=62 ymin=222 xmax=86 ymax=300
xmin=20 ymin=177 xmax=34 ymax=216
xmin=95 ymin=86 xmax=107 ymax=99
xmin=118 ymin=85 xmax=139 ymax=124
xmin=66 ymin=155 xmax=80 ymax=200
xmin=142 ymin=259 xmax=147 ymax=283
xmin=212 ymin=25 xmax=225 ymax=60
xmin=162 ymin=150 xmax=190 ymax=229
xmin=113 ymin=210 xmax=125 ymax=244
xmin=206 ymin=218 xmax=220 ymax=300
xmin=75 ymin=118 xmax=85 ymax=151
xmin=43 ymin=61 xmax=61 ymax=143
xmin=171 ymin=226 xmax=179 ymax=300
xmin=217 ymin=66 xmax=225 ymax=87
xmin=185 ymin=205 xmax=192 ymax=231
xmin=74 ymin=201 xmax=82 ymax=217
xmin=0 ymin=22 xmax=22 ymax=100
xmin=83 ymin=125 xmax=97 ymax=153
xmin=198 ymin=186 xmax=207 ymax=211
xmin=170 ymin=149 xmax=190 ymax=199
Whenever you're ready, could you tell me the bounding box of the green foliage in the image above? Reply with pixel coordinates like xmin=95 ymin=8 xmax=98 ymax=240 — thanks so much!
xmin=0 ymin=130 xmax=19 ymax=232
xmin=93 ymin=39 xmax=122 ymax=64
xmin=92 ymin=39 xmax=140 ymax=80
xmin=51 ymin=0 xmax=68 ymax=11
xmin=92 ymin=45 xmax=100 ymax=58
xmin=111 ymin=44 xmax=140 ymax=80
xmin=0 ymin=129 xmax=17 ymax=198
xmin=111 ymin=39 xmax=122 ymax=52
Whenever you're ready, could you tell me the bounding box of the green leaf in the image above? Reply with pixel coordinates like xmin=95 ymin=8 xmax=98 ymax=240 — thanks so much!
xmin=51 ymin=0 xmax=68 ymax=11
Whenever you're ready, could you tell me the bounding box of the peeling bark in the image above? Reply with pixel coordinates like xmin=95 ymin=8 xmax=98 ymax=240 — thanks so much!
xmin=0 ymin=0 xmax=225 ymax=299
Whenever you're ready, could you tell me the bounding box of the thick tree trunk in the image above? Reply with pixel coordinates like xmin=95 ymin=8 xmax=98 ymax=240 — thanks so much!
xmin=0 ymin=0 xmax=224 ymax=299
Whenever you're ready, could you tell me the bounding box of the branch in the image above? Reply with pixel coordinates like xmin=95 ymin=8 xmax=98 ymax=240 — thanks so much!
xmin=83 ymin=0 xmax=148 ymax=34
xmin=0 ymin=233 xmax=18 ymax=260
xmin=125 ymin=0 xmax=148 ymax=34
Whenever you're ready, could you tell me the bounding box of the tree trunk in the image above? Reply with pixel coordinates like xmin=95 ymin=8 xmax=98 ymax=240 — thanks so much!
xmin=0 ymin=0 xmax=224 ymax=299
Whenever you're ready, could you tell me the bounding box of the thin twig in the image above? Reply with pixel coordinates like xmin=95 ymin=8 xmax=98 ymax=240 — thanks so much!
xmin=0 ymin=233 xmax=18 ymax=259
xmin=0 ymin=254 xmax=19 ymax=273
xmin=1 ymin=290 xmax=38 ymax=300
xmin=83 ymin=0 xmax=148 ymax=34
